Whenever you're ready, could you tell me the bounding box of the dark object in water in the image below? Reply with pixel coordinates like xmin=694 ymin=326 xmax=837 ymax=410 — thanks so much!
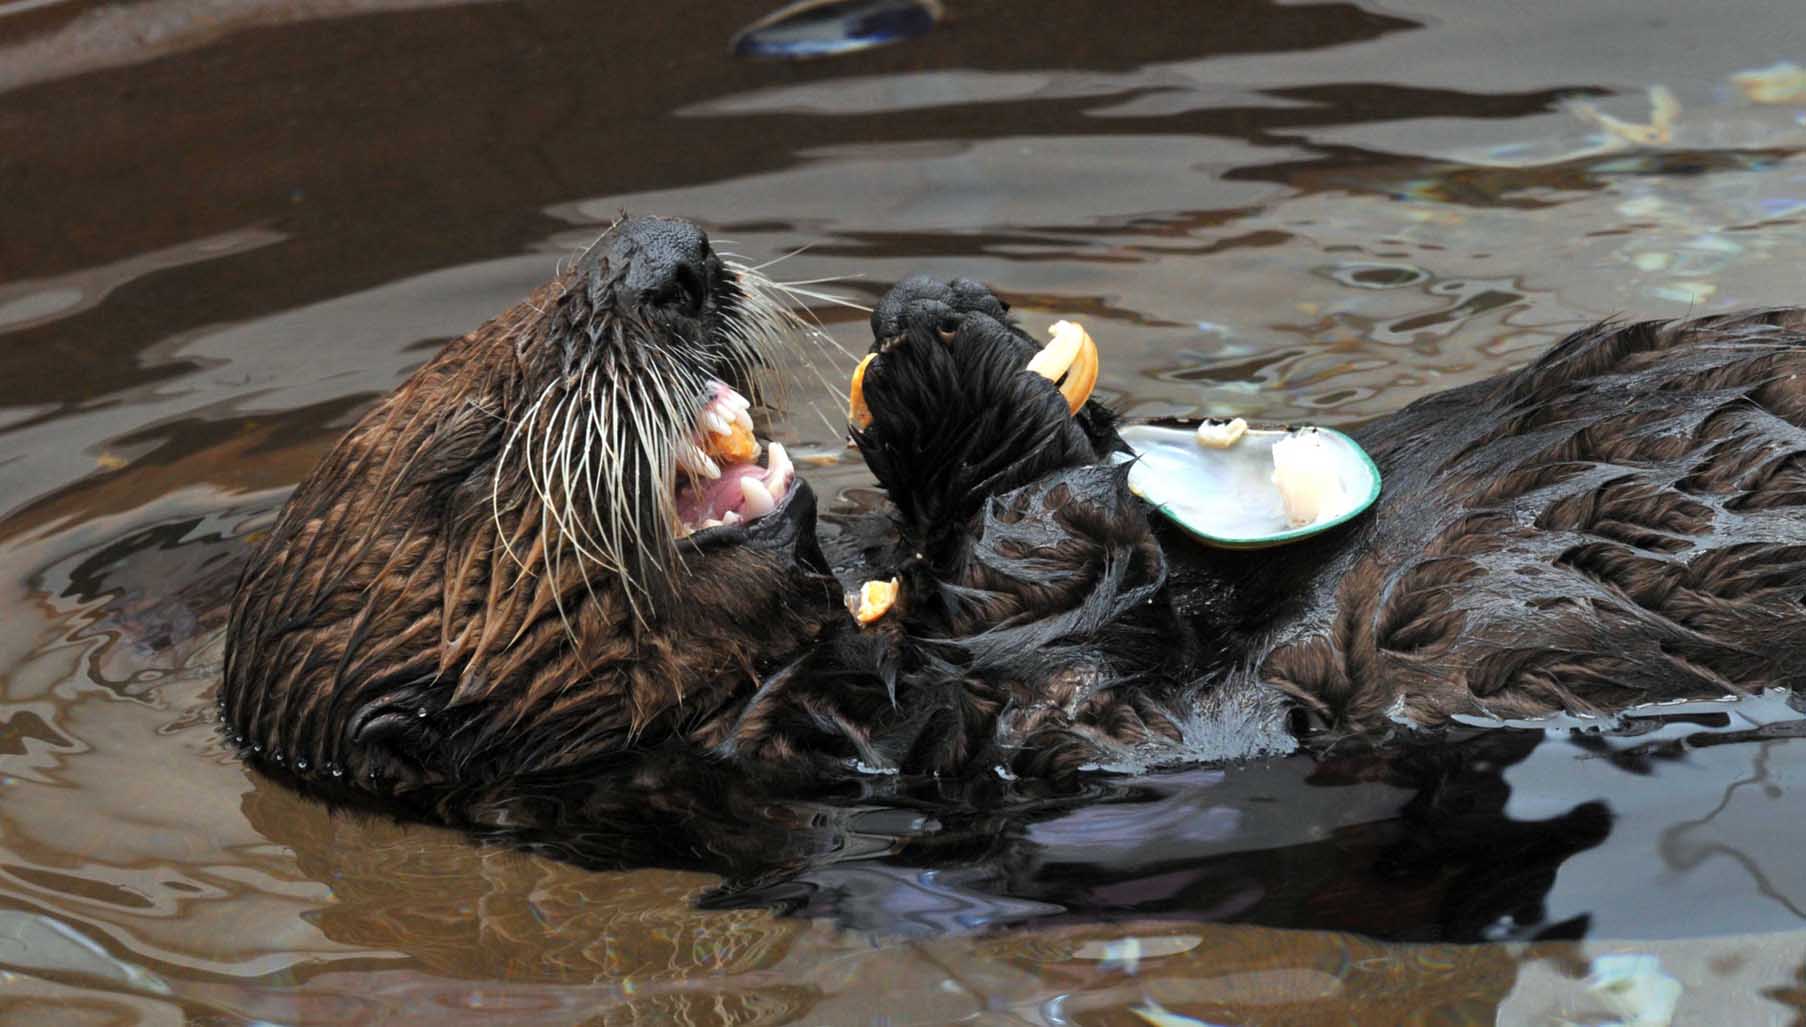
xmin=731 ymin=0 xmax=942 ymax=61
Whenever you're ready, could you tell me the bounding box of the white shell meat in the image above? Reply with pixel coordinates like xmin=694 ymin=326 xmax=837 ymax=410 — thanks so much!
xmin=1114 ymin=424 xmax=1381 ymax=548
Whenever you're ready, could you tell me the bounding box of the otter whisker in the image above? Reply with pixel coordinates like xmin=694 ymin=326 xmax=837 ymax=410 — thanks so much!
xmin=733 ymin=263 xmax=865 ymax=366
xmin=487 ymin=246 xmax=834 ymax=632
xmin=492 ymin=379 xmax=559 ymax=573
xmin=561 ymin=387 xmax=606 ymax=619
xmin=767 ymin=282 xmax=873 ymax=314
xmin=725 ymin=269 xmax=806 ymax=384
xmin=721 ymin=271 xmax=854 ymax=439
xmin=743 ymin=241 xmax=816 ymax=272
xmin=554 ymin=380 xmax=612 ymax=569
xmin=602 ymin=372 xmax=637 ymax=609
xmin=627 ymin=368 xmax=685 ymax=553
xmin=538 ymin=473 xmax=582 ymax=652
xmin=533 ymin=391 xmax=572 ymax=528
xmin=227 ymin=216 xmax=859 ymax=791
xmin=740 ymin=280 xmax=863 ymax=405
xmin=520 ymin=376 xmax=626 ymax=644
xmin=580 ymin=368 xmax=612 ymax=537
xmin=772 ymin=273 xmax=865 ymax=289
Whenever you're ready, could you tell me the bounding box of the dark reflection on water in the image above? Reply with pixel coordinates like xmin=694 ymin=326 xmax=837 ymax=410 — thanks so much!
xmin=13 ymin=0 xmax=1806 ymax=1021
xmin=33 ymin=499 xmax=1806 ymax=1021
xmin=261 ymin=685 xmax=1804 ymax=951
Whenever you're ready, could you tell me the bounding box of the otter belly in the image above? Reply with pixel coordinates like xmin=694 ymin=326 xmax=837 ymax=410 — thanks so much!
xmin=1237 ymin=309 xmax=1806 ymax=729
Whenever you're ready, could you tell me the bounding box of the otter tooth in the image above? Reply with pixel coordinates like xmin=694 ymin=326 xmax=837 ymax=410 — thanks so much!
xmin=704 ymin=411 xmax=734 ymax=437
xmin=678 ymin=443 xmax=721 ymax=480
xmin=731 ymin=406 xmax=754 ymax=433
xmin=720 ymin=388 xmax=752 ymax=412
xmin=721 ymin=510 xmax=742 ymax=525
xmin=764 ymin=442 xmax=793 ymax=492
xmin=741 ymin=476 xmax=776 ymax=517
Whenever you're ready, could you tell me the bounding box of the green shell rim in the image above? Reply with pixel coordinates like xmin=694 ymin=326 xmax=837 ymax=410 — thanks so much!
xmin=1119 ymin=424 xmax=1383 ymax=549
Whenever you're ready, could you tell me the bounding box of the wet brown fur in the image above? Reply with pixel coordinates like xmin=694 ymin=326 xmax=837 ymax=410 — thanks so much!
xmin=855 ymin=283 xmax=1806 ymax=766
xmin=223 ymin=229 xmax=840 ymax=794
xmin=229 ymin=247 xmax=1806 ymax=795
xmin=1233 ymin=309 xmax=1806 ymax=728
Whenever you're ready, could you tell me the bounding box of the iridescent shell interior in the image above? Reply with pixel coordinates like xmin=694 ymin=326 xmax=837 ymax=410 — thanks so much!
xmin=1114 ymin=423 xmax=1382 ymax=548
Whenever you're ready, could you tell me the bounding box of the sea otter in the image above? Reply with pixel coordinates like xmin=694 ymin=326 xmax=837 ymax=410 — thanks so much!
xmin=221 ymin=216 xmax=845 ymax=793
xmin=224 ymin=214 xmax=1806 ymax=796
xmin=849 ymin=276 xmax=1806 ymax=767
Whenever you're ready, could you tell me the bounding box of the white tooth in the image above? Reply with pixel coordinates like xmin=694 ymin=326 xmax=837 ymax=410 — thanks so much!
xmin=700 ymin=517 xmax=723 ymax=529
xmin=740 ymin=476 xmax=776 ymax=517
xmin=732 ymin=406 xmax=754 ymax=433
xmin=722 ymin=510 xmax=741 ymax=525
xmin=679 ymin=443 xmax=721 ymax=480
xmin=721 ymin=388 xmax=752 ymax=412
xmin=763 ymin=441 xmax=793 ymax=493
xmin=704 ymin=411 xmax=733 ymax=437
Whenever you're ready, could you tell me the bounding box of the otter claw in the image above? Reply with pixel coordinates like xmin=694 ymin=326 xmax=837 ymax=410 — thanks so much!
xmin=1027 ymin=320 xmax=1099 ymax=415
xmin=849 ymin=353 xmax=876 ymax=429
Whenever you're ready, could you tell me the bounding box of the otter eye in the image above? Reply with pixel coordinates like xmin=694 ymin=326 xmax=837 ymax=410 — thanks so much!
xmin=936 ymin=316 xmax=960 ymax=342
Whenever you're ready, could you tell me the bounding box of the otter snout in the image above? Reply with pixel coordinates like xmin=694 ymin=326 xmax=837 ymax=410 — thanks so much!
xmin=602 ymin=215 xmax=719 ymax=317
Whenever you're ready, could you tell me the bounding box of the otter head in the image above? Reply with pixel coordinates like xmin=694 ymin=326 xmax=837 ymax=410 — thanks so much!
xmin=222 ymin=216 xmax=841 ymax=794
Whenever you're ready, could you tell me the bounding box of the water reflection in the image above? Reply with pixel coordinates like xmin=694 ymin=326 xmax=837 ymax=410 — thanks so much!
xmin=12 ymin=0 xmax=1806 ymax=1020
xmin=29 ymin=497 xmax=1806 ymax=950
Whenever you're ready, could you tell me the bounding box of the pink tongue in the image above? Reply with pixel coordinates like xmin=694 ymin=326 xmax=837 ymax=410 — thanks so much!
xmin=676 ymin=463 xmax=766 ymax=524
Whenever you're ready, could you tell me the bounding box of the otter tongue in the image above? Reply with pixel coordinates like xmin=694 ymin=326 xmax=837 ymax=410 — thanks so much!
xmin=677 ymin=463 xmax=766 ymax=525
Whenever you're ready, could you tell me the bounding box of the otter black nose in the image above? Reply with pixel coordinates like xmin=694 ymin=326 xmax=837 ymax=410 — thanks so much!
xmin=607 ymin=216 xmax=715 ymax=316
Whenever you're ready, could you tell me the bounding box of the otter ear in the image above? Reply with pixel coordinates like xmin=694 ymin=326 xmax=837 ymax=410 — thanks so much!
xmin=849 ymin=352 xmax=876 ymax=429
xmin=1026 ymin=320 xmax=1099 ymax=415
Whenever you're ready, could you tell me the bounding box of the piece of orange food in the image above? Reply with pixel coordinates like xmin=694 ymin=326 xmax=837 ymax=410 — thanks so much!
xmin=702 ymin=417 xmax=760 ymax=464
xmin=847 ymin=577 xmax=900 ymax=625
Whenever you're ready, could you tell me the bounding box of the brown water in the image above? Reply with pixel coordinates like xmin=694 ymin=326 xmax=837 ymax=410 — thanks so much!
xmin=9 ymin=1 xmax=1806 ymax=1023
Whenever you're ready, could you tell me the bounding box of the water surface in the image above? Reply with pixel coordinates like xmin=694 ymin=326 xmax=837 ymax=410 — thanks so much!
xmin=8 ymin=1 xmax=1806 ymax=1022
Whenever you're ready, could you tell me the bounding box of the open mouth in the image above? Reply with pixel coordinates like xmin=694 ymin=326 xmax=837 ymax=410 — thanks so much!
xmin=673 ymin=381 xmax=798 ymax=537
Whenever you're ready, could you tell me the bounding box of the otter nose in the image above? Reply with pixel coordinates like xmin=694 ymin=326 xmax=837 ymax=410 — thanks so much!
xmin=607 ymin=216 xmax=715 ymax=316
